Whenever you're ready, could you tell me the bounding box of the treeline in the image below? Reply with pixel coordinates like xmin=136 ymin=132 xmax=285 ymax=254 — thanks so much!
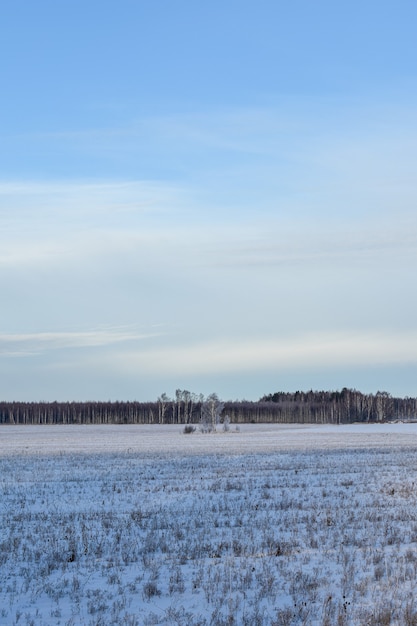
xmin=0 ymin=401 xmax=162 ymax=426
xmin=247 ymin=388 xmax=417 ymax=424
xmin=0 ymin=388 xmax=416 ymax=425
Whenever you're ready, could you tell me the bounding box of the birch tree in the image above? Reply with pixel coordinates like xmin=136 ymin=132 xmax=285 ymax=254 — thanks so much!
xmin=201 ymin=393 xmax=224 ymax=433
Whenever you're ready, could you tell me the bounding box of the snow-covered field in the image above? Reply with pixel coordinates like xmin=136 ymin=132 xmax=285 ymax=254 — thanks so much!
xmin=2 ymin=423 xmax=417 ymax=625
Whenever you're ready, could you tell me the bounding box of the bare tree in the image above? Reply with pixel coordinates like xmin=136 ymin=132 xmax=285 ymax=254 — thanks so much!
xmin=201 ymin=393 xmax=224 ymax=433
xmin=182 ymin=389 xmax=192 ymax=424
xmin=157 ymin=393 xmax=170 ymax=424
xmin=175 ymin=389 xmax=183 ymax=423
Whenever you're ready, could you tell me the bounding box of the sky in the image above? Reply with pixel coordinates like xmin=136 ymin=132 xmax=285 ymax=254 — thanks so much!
xmin=1 ymin=0 xmax=417 ymax=402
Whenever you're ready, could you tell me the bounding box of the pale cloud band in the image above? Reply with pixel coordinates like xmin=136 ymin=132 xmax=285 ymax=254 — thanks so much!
xmin=3 ymin=328 xmax=415 ymax=378
xmin=106 ymin=330 xmax=417 ymax=378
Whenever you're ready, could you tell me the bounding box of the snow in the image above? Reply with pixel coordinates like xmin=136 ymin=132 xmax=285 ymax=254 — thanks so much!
xmin=2 ymin=421 xmax=417 ymax=457
xmin=2 ymin=423 xmax=417 ymax=625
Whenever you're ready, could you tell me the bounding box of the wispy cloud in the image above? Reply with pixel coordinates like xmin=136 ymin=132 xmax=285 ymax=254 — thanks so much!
xmin=208 ymin=216 xmax=417 ymax=269
xmin=0 ymin=179 xmax=184 ymax=221
xmin=0 ymin=178 xmax=188 ymax=268
xmin=0 ymin=326 xmax=160 ymax=357
xmin=1 ymin=173 xmax=415 ymax=299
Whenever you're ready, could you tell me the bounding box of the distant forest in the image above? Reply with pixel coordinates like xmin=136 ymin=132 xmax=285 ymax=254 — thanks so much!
xmin=1 ymin=388 xmax=416 ymax=425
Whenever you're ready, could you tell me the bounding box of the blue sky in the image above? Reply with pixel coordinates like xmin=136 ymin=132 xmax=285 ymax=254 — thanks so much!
xmin=1 ymin=1 xmax=417 ymax=401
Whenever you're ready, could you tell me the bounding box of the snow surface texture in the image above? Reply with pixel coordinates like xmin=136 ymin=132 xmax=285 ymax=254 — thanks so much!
xmin=2 ymin=423 xmax=417 ymax=625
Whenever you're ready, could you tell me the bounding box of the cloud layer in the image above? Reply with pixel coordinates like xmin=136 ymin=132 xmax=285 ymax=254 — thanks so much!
xmin=2 ymin=97 xmax=417 ymax=400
